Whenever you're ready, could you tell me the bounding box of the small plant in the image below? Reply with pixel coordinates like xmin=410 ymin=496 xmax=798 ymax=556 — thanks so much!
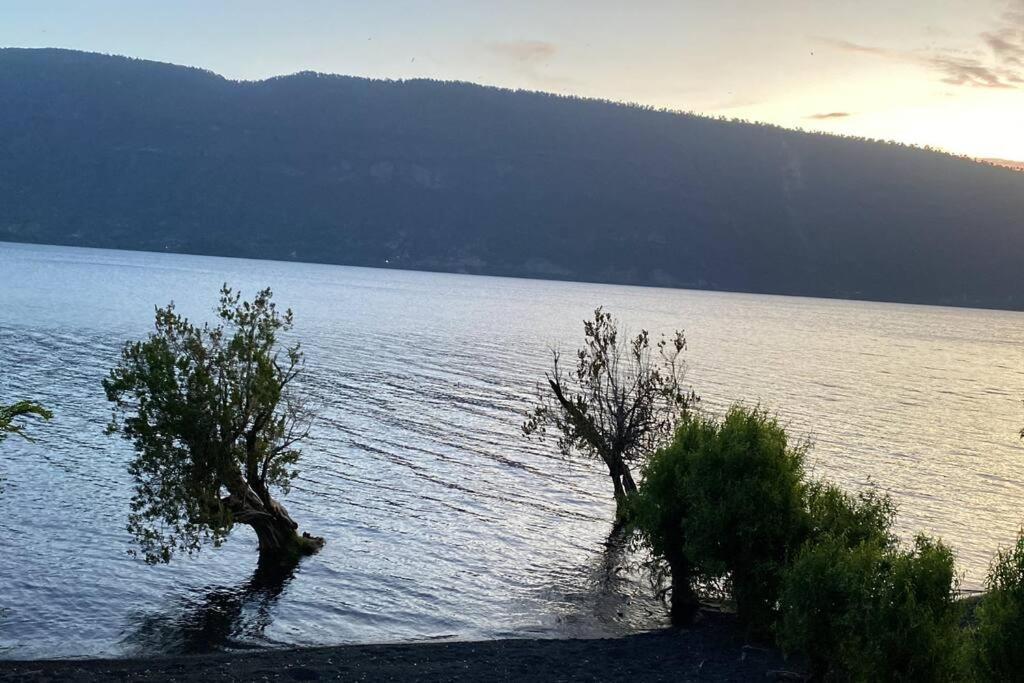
xmin=973 ymin=529 xmax=1024 ymax=680
xmin=0 ymin=400 xmax=52 ymax=492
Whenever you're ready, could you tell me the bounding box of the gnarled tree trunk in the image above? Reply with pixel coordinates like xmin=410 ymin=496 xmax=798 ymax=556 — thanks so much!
xmin=223 ymin=468 xmax=323 ymax=561
xmin=608 ymin=460 xmax=626 ymax=501
xmin=606 ymin=454 xmax=638 ymax=519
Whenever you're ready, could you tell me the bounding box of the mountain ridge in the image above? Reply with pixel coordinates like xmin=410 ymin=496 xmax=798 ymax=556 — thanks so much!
xmin=2 ymin=47 xmax=1024 ymax=309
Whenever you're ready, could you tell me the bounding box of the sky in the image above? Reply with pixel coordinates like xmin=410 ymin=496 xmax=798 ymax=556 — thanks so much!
xmin=3 ymin=0 xmax=1023 ymax=160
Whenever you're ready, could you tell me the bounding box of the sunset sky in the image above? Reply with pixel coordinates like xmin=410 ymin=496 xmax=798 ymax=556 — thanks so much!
xmin=4 ymin=0 xmax=1023 ymax=159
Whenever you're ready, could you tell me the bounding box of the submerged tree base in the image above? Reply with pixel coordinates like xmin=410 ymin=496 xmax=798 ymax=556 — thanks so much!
xmin=250 ymin=520 xmax=325 ymax=564
xmin=295 ymin=532 xmax=326 ymax=555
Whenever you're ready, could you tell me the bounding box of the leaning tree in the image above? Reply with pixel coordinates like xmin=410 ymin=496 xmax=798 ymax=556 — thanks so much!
xmin=524 ymin=307 xmax=697 ymax=514
xmin=104 ymin=285 xmax=324 ymax=565
xmin=1 ymin=400 xmax=51 ymax=492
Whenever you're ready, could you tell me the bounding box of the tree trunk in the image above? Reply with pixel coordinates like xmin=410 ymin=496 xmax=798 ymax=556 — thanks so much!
xmin=666 ymin=545 xmax=699 ymax=624
xmin=620 ymin=462 xmax=638 ymax=494
xmin=234 ymin=496 xmax=324 ymax=561
xmin=249 ymin=508 xmax=308 ymax=557
xmin=607 ymin=456 xmax=637 ymax=521
xmin=608 ymin=460 xmax=626 ymax=502
xmin=223 ymin=468 xmax=324 ymax=562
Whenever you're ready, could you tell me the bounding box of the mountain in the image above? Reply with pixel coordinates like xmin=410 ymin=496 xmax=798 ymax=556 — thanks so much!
xmin=2 ymin=48 xmax=1024 ymax=309
xmin=981 ymin=158 xmax=1024 ymax=173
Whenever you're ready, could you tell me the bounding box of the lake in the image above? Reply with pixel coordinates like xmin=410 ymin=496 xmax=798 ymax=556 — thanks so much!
xmin=2 ymin=241 xmax=1023 ymax=659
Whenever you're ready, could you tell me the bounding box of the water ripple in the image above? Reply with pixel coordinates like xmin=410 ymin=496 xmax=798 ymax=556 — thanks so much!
xmin=2 ymin=242 xmax=1024 ymax=659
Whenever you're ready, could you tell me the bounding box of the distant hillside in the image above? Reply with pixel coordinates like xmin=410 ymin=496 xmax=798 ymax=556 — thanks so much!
xmin=981 ymin=158 xmax=1024 ymax=173
xmin=3 ymin=48 xmax=1024 ymax=309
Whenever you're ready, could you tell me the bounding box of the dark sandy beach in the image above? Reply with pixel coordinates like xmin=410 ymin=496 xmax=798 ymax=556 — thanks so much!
xmin=0 ymin=613 xmax=800 ymax=682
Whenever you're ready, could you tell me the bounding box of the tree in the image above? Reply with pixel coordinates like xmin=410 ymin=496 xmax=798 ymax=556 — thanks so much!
xmin=104 ymin=285 xmax=324 ymax=565
xmin=0 ymin=400 xmax=52 ymax=443
xmin=1 ymin=400 xmax=51 ymax=492
xmin=523 ymin=307 xmax=696 ymax=512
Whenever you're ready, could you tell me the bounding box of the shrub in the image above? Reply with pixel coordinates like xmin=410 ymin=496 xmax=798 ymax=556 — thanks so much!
xmin=629 ymin=416 xmax=715 ymax=622
xmin=632 ymin=406 xmax=809 ymax=631
xmin=632 ymin=403 xmax=964 ymax=676
xmin=681 ymin=406 xmax=809 ymax=633
xmin=779 ymin=533 xmax=964 ymax=681
xmin=974 ymin=530 xmax=1024 ymax=680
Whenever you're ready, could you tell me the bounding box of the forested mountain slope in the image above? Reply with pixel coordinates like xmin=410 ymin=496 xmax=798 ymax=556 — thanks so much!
xmin=3 ymin=48 xmax=1023 ymax=308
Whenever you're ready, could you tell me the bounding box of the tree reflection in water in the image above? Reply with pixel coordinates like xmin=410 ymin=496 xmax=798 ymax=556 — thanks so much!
xmin=125 ymin=557 xmax=298 ymax=654
xmin=547 ymin=525 xmax=671 ymax=637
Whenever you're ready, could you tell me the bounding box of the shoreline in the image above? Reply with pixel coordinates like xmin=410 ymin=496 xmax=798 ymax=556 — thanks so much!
xmin=0 ymin=613 xmax=800 ymax=681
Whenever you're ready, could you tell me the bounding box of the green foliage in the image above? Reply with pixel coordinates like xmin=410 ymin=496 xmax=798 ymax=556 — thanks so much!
xmin=780 ymin=482 xmax=963 ymax=681
xmin=631 ymin=406 xmax=809 ymax=630
xmin=804 ymin=481 xmax=898 ymax=549
xmin=104 ymin=285 xmax=312 ymax=564
xmin=628 ymin=421 xmax=699 ymax=619
xmin=779 ymin=534 xmax=964 ymax=681
xmin=0 ymin=400 xmax=52 ymax=443
xmin=973 ymin=530 xmax=1024 ymax=680
xmin=634 ymin=405 xmax=968 ymax=679
xmin=629 ymin=421 xmax=698 ymax=566
xmin=680 ymin=406 xmax=809 ymax=632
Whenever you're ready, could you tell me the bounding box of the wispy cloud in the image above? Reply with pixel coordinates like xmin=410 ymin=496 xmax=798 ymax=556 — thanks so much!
xmin=982 ymin=31 xmax=1024 ymax=66
xmin=483 ymin=39 xmax=580 ymax=89
xmin=821 ymin=38 xmax=889 ymax=56
xmin=806 ymin=111 xmax=852 ymax=120
xmin=929 ymin=54 xmax=1016 ymax=88
xmin=818 ymin=3 xmax=1024 ymax=90
xmin=487 ymin=40 xmax=557 ymax=64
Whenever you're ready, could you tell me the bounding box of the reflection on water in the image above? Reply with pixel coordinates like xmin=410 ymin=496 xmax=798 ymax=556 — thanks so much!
xmin=548 ymin=527 xmax=669 ymax=636
xmin=2 ymin=242 xmax=1024 ymax=659
xmin=125 ymin=557 xmax=298 ymax=655
xmin=118 ymin=528 xmax=666 ymax=657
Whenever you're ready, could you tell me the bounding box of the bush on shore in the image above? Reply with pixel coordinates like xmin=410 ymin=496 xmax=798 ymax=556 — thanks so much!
xmin=632 ymin=406 xmax=809 ymax=633
xmin=973 ymin=530 xmax=1024 ymax=680
xmin=631 ymin=405 xmax=967 ymax=680
xmin=779 ymin=532 xmax=964 ymax=681
xmin=678 ymin=407 xmax=809 ymax=633
xmin=779 ymin=483 xmax=968 ymax=680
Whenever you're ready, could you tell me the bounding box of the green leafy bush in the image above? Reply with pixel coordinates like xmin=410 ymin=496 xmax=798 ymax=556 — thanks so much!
xmin=633 ymin=404 xmax=965 ymax=677
xmin=681 ymin=406 xmax=809 ymax=632
xmin=629 ymin=416 xmax=713 ymax=622
xmin=974 ymin=530 xmax=1024 ymax=680
xmin=779 ymin=533 xmax=964 ymax=681
xmin=632 ymin=406 xmax=809 ymax=631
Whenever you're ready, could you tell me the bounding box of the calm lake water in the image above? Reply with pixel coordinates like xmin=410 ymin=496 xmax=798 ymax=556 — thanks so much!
xmin=2 ymin=242 xmax=1024 ymax=659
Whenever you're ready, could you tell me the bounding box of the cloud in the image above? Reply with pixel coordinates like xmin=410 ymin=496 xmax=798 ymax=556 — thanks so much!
xmin=982 ymin=30 xmax=1024 ymax=66
xmin=818 ymin=3 xmax=1024 ymax=90
xmin=806 ymin=111 xmax=852 ymax=120
xmin=819 ymin=38 xmax=890 ymax=56
xmin=927 ymin=54 xmax=1016 ymax=88
xmin=487 ymin=40 xmax=557 ymax=63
